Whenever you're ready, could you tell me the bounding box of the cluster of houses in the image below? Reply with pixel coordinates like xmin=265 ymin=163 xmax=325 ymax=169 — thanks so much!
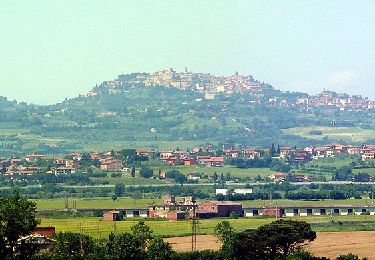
xmin=2 ymin=142 xmax=375 ymax=176
xmin=295 ymin=90 xmax=375 ymax=110
xmin=92 ymin=68 xmax=273 ymax=100
xmin=90 ymin=69 xmax=375 ymax=113
xmin=1 ymin=151 xmax=123 ymax=175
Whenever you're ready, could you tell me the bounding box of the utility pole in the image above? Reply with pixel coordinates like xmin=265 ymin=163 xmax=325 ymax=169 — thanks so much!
xmin=191 ymin=198 xmax=197 ymax=251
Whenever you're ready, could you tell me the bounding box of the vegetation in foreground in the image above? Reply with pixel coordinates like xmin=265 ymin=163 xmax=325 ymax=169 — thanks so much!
xmin=0 ymin=191 xmax=370 ymax=259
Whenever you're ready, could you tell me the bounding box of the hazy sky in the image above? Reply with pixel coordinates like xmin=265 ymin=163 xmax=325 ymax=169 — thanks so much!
xmin=1 ymin=1 xmax=374 ymax=104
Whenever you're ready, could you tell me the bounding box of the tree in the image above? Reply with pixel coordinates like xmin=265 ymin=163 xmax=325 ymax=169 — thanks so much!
xmin=114 ymin=183 xmax=125 ymax=197
xmin=106 ymin=232 xmax=144 ymax=260
xmin=131 ymin=166 xmax=136 ymax=178
xmin=140 ymin=167 xmax=154 ymax=178
xmin=255 ymin=219 xmax=316 ymax=259
xmin=131 ymin=221 xmax=153 ymax=251
xmin=214 ymin=221 xmax=235 ymax=243
xmin=52 ymin=232 xmax=95 ymax=258
xmin=0 ymin=190 xmax=40 ymax=259
xmin=227 ymin=219 xmax=316 ymax=260
xmin=146 ymin=237 xmax=174 ymax=260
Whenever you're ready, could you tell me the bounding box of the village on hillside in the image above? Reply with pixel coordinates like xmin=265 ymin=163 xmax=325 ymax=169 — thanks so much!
xmin=89 ymin=68 xmax=375 ymax=111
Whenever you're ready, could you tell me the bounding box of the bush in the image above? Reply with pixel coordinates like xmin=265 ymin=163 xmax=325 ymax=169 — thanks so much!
xmin=140 ymin=167 xmax=154 ymax=178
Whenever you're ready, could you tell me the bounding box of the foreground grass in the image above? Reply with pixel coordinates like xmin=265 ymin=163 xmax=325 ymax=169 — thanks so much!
xmin=39 ymin=215 xmax=375 ymax=238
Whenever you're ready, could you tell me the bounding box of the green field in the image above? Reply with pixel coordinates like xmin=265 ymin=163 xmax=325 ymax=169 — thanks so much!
xmin=157 ymin=165 xmax=274 ymax=179
xmin=353 ymin=167 xmax=375 ymax=175
xmin=39 ymin=215 xmax=375 ymax=238
xmin=33 ymin=197 xmax=375 ymax=210
xmin=282 ymin=126 xmax=375 ymax=143
xmin=33 ymin=197 xmax=161 ymax=209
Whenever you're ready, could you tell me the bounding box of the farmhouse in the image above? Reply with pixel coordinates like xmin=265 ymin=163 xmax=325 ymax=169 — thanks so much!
xmin=103 ymin=210 xmax=121 ymax=221
xmin=99 ymin=159 xmax=123 ymax=170
xmin=197 ymin=156 xmax=224 ymax=167
xmin=198 ymin=201 xmax=243 ymax=218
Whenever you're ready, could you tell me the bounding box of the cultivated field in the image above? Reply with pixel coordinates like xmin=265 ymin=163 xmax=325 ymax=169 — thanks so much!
xmin=165 ymin=232 xmax=375 ymax=259
xmin=38 ymin=215 xmax=375 ymax=238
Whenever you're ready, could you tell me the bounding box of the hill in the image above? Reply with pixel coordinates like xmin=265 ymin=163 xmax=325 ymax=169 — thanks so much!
xmin=1 ymin=69 xmax=375 ymax=155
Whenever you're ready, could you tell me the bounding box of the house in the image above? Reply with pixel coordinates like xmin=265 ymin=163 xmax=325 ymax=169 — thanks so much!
xmin=243 ymin=149 xmax=260 ymax=159
xmin=103 ymin=210 xmax=121 ymax=221
xmin=280 ymin=147 xmax=293 ymax=158
xmin=269 ymin=172 xmax=286 ymax=182
xmin=197 ymin=156 xmax=224 ymax=167
xmin=167 ymin=211 xmax=187 ymax=220
xmin=25 ymin=153 xmax=46 ymax=163
xmin=362 ymin=152 xmax=375 ymax=161
xmin=54 ymin=167 xmax=76 ymax=174
xmin=136 ymin=149 xmax=155 ymax=158
xmin=65 ymin=160 xmax=79 ymax=169
xmin=215 ymin=188 xmax=228 ymax=195
xmin=262 ymin=207 xmax=283 ymax=218
xmin=187 ymin=172 xmax=201 ymax=180
xmin=233 ymin=188 xmax=253 ymax=194
xmin=10 ymin=158 xmax=22 ymax=165
xmin=160 ymin=157 xmax=181 ymax=166
xmin=198 ymin=201 xmax=243 ymax=218
xmin=181 ymin=158 xmax=197 ymax=166
xmin=159 ymin=150 xmax=174 ymax=158
xmin=224 ymin=149 xmax=239 ymax=158
xmin=100 ymin=159 xmax=123 ymax=170
xmin=32 ymin=227 xmax=56 ymax=238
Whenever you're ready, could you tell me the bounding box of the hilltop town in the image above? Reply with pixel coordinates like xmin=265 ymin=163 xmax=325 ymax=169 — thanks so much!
xmin=90 ymin=68 xmax=375 ymax=111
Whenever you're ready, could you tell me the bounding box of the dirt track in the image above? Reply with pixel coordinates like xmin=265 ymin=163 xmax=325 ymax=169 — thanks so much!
xmin=165 ymin=231 xmax=375 ymax=259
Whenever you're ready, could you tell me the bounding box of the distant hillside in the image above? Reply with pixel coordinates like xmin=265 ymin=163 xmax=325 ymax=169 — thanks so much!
xmin=0 ymin=69 xmax=375 ymax=155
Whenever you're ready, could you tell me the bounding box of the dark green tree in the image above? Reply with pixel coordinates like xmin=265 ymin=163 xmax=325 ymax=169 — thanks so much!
xmin=131 ymin=221 xmax=153 ymax=251
xmin=52 ymin=232 xmax=95 ymax=259
xmin=131 ymin=166 xmax=136 ymax=178
xmin=0 ymin=190 xmax=40 ymax=259
xmin=146 ymin=237 xmax=174 ymax=260
xmin=140 ymin=167 xmax=154 ymax=178
xmin=114 ymin=183 xmax=125 ymax=197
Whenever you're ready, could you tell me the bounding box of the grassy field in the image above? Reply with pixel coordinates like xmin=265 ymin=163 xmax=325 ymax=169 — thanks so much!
xmin=282 ymin=126 xmax=375 ymax=143
xmin=353 ymin=167 xmax=375 ymax=175
xmin=33 ymin=197 xmax=161 ymax=209
xmin=38 ymin=215 xmax=375 ymax=238
xmin=33 ymin=197 xmax=375 ymax=210
xmin=156 ymin=165 xmax=274 ymax=179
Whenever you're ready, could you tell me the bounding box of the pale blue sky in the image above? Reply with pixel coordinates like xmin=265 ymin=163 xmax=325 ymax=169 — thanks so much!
xmin=1 ymin=1 xmax=374 ymax=104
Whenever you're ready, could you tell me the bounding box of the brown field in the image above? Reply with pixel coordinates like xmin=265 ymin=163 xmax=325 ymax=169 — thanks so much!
xmin=165 ymin=231 xmax=375 ymax=259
